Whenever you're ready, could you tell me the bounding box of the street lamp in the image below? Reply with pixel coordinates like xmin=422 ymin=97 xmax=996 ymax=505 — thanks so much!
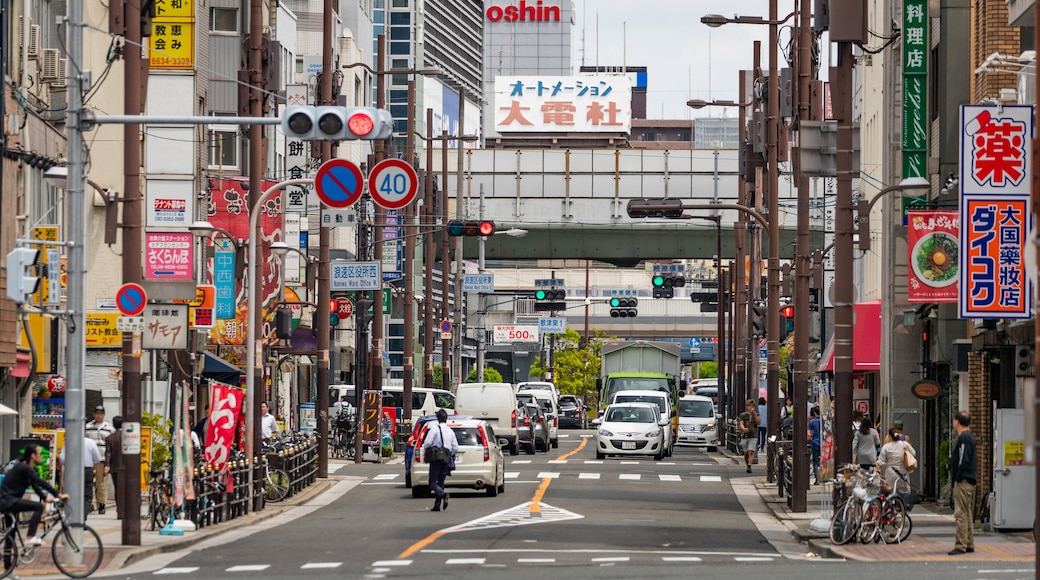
xmin=700 ymin=12 xmax=796 ymax=27
xmin=686 ymin=99 xmax=753 ymax=109
xmin=475 ymin=226 xmax=528 ymax=379
xmin=44 ymin=165 xmax=120 ymax=245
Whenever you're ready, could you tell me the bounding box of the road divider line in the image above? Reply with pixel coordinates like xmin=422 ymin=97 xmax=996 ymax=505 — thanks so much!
xmin=399 ymin=530 xmax=448 ymax=559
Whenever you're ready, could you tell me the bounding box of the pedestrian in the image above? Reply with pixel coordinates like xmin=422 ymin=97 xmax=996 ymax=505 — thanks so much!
xmin=261 ymin=402 xmax=279 ymax=440
xmin=59 ymin=427 xmax=103 ymax=520
xmin=192 ymin=406 xmax=208 ymax=449
xmin=0 ymin=444 xmax=68 ymax=546
xmin=948 ymin=410 xmax=977 ymax=555
xmin=104 ymin=416 xmax=124 ymax=520
xmin=739 ymin=399 xmax=759 ymax=473
xmin=853 ymin=414 xmax=880 ymax=471
xmin=85 ymin=404 xmax=114 ymax=515
xmin=876 ymin=427 xmax=915 ymax=493
xmin=757 ymin=397 xmax=768 ymax=451
xmin=422 ymin=409 xmax=458 ymax=512
xmin=808 ymin=406 xmax=821 ymax=484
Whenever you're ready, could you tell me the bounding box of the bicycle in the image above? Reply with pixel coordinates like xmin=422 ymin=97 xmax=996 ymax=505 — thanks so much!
xmin=829 ymin=466 xmax=869 ymax=545
xmin=859 ymin=471 xmax=913 ymax=544
xmin=330 ymin=414 xmax=356 ymax=460
xmin=0 ymin=499 xmax=103 ymax=578
xmin=144 ymin=465 xmax=173 ymax=532
xmin=262 ymin=461 xmax=290 ymax=503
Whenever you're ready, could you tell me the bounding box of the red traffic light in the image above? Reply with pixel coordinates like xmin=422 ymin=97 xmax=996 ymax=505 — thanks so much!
xmin=782 ymin=305 xmax=794 ymax=318
xmin=478 ymin=221 xmax=495 ymax=236
xmin=329 ymin=299 xmax=339 ymax=312
xmin=447 ymin=220 xmax=496 ymax=237
xmin=347 ymin=111 xmax=375 ymax=136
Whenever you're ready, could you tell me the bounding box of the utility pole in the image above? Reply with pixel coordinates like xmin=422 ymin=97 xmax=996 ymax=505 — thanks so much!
xmin=476 ymin=185 xmax=486 ymax=379
xmin=121 ymin=0 xmax=145 ymax=542
xmin=403 ymin=80 xmax=417 ymax=421
xmin=247 ymin=0 xmax=265 ymax=510
xmin=452 ymin=88 xmax=466 ymax=385
xmin=733 ymin=68 xmax=749 ymax=426
xmin=832 ymin=39 xmax=855 ymax=467
xmin=371 ymin=35 xmax=387 ymax=400
xmin=440 ymin=131 xmax=451 ymax=390
xmin=765 ymin=0 xmax=782 ymax=452
xmin=423 ymin=108 xmax=435 ymax=388
xmin=314 ymin=0 xmax=334 ymax=479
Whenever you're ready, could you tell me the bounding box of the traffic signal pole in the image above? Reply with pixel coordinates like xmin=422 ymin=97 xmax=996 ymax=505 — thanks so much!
xmin=440 ymin=131 xmax=451 ymax=391
xmin=315 ymin=0 xmax=334 ymax=480
xmin=766 ymin=0 xmax=782 ymax=458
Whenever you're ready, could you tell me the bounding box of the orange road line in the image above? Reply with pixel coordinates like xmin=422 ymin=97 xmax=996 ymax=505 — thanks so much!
xmin=399 ymin=530 xmax=447 ymax=559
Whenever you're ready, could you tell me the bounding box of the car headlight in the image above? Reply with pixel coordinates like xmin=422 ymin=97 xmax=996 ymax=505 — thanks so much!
xmin=644 ymin=429 xmax=661 ymax=438
xmin=598 ymin=428 xmax=614 ymax=437
xmin=705 ymin=423 xmax=715 ymax=429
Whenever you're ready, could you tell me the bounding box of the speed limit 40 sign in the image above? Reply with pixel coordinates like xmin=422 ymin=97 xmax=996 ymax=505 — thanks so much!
xmin=493 ymin=325 xmax=539 ymax=344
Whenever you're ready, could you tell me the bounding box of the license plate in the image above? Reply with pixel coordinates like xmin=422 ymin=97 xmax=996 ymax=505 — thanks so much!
xmin=622 ymin=441 xmax=636 ymax=450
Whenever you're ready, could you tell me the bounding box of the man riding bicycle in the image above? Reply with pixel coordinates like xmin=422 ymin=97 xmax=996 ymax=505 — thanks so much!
xmin=0 ymin=444 xmax=68 ymax=546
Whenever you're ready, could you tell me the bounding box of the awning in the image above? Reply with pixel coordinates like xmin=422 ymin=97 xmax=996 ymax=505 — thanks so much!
xmin=815 ymin=300 xmax=882 ymax=373
xmin=202 ymin=351 xmax=243 ymax=384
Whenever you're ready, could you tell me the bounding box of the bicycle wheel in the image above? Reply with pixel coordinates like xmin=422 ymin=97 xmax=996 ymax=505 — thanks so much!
xmin=829 ymin=499 xmax=861 ymax=545
xmin=858 ymin=499 xmax=880 ymax=544
xmin=0 ymin=526 xmax=19 ymax=579
xmin=879 ymin=496 xmax=909 ymax=544
xmin=264 ymin=468 xmax=290 ymax=502
xmin=51 ymin=524 xmax=103 ymax=578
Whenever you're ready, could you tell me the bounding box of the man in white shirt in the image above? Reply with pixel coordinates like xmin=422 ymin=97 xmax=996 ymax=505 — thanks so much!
xmin=60 ymin=431 xmax=102 ymax=519
xmin=422 ymin=409 xmax=458 ymax=512
xmin=261 ymin=402 xmax=279 ymax=440
xmin=85 ymin=405 xmax=114 ymax=514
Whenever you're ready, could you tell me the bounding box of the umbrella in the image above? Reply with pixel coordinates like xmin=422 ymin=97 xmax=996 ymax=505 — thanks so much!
xmin=0 ymin=403 xmax=18 ymax=416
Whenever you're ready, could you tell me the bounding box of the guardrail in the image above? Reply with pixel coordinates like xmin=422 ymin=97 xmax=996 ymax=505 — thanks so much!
xmin=268 ymin=436 xmax=319 ymax=499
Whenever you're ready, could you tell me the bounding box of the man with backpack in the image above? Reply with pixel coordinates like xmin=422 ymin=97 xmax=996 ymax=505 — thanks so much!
xmin=422 ymin=409 xmax=458 ymax=512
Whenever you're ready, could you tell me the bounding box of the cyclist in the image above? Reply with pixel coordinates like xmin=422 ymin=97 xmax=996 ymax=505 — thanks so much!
xmin=0 ymin=444 xmax=68 ymax=546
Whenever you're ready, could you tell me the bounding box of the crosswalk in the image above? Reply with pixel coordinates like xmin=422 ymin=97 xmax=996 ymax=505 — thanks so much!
xmin=366 ymin=472 xmax=724 ymax=483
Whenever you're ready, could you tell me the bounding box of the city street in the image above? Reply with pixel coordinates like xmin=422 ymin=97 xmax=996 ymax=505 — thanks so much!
xmin=90 ymin=433 xmax=1035 ymax=580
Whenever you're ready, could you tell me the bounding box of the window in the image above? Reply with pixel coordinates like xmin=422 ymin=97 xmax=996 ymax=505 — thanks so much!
xmin=208 ymin=125 xmax=238 ymax=169
xmin=210 ymin=8 xmax=238 ymax=33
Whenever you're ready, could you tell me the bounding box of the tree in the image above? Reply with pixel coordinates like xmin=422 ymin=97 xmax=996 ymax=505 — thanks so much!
xmin=528 ymin=329 xmax=603 ymax=400
xmin=433 ymin=365 xmax=442 ymax=389
xmin=465 ymin=367 xmax=503 ymax=382
xmin=695 ymin=361 xmax=719 ymax=378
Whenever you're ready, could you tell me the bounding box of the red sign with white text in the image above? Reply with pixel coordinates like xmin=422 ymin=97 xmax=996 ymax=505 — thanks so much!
xmin=959 ymin=195 xmax=1032 ymax=319
xmin=205 ymin=382 xmax=244 ymax=470
xmin=907 ymin=211 xmax=959 ymax=303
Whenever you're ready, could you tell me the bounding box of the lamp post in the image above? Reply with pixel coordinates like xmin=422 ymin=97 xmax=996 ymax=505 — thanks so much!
xmin=476 ymin=221 xmax=528 ymax=379
xmin=246 ymin=178 xmax=313 ymax=503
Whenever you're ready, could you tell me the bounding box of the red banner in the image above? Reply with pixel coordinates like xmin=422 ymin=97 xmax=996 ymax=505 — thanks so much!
xmin=205 ymin=382 xmax=244 ymax=470
xmin=907 ymin=210 xmax=959 ymax=303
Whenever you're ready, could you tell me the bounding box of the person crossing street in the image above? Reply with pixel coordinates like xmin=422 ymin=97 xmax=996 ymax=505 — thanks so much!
xmin=85 ymin=404 xmax=114 ymax=515
xmin=422 ymin=409 xmax=458 ymax=512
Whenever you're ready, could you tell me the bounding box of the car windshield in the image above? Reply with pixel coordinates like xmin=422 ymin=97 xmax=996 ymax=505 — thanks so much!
xmin=451 ymin=427 xmax=483 ymax=446
xmin=559 ymin=402 xmax=578 ymax=410
xmin=679 ymin=400 xmax=714 ymax=418
xmin=613 ymin=394 xmax=667 ymax=414
xmin=606 ymin=407 xmax=654 ymax=423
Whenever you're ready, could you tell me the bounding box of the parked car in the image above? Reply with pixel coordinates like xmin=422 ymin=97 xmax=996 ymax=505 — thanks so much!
xmin=411 ymin=419 xmax=506 ymax=498
xmin=558 ymin=399 xmax=587 ymax=429
xmin=405 ymin=415 xmax=472 ymax=487
xmin=692 ymin=386 xmax=719 ymax=409
xmin=455 ymin=382 xmax=521 ymax=455
xmin=676 ymin=394 xmax=719 ymax=452
xmin=516 ymin=392 xmax=559 ymax=448
xmin=516 ymin=381 xmax=559 ymax=401
xmin=593 ymin=402 xmax=668 ymax=460
xmin=609 ymin=390 xmax=674 ymax=457
xmin=520 ymin=403 xmax=550 ymax=453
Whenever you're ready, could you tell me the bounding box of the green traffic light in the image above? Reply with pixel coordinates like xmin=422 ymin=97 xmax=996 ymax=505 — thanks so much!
xmin=652 ymin=275 xmax=665 ymax=287
xmin=535 ymin=290 xmax=547 ymax=300
xmin=610 ymin=298 xmax=621 ymax=307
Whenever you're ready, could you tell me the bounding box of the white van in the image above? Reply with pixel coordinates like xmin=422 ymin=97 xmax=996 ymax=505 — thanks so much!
xmin=516 ymin=381 xmax=559 ymax=401
xmin=677 ymin=394 xmax=719 ymax=451
xmin=329 ymin=385 xmax=455 ymax=418
xmin=610 ymin=390 xmax=674 ymax=457
xmin=454 ymin=382 xmax=522 ymax=455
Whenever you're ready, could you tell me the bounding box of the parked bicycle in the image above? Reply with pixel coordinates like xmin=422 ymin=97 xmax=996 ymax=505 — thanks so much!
xmin=144 ymin=464 xmax=173 ymax=532
xmin=330 ymin=413 xmax=356 ymax=460
xmin=829 ymin=465 xmax=912 ymax=545
xmin=262 ymin=460 xmax=290 ymax=503
xmin=0 ymin=499 xmax=103 ymax=578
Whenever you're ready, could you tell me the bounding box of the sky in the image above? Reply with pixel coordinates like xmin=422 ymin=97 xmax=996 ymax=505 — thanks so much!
xmin=572 ymin=0 xmax=778 ymax=120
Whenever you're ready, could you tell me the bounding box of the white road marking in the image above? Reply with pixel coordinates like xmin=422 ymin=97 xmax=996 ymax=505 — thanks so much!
xmin=226 ymin=565 xmax=271 ymax=572
xmin=620 ymin=461 xmax=640 ymax=465
xmin=446 ymin=558 xmax=486 ymax=565
xmin=443 ymin=502 xmax=584 ymax=532
xmin=372 ymin=474 xmax=399 ymax=480
xmin=658 ymin=462 xmax=676 ymax=465
xmin=518 ymin=558 xmax=556 ymax=563
xmin=511 ymin=460 xmax=532 ymax=464
xmin=578 ymin=472 xmax=600 ymax=479
xmin=977 ymin=570 xmax=1037 ymax=574
xmin=301 ymin=562 xmax=343 ymax=569
xmin=505 ymin=472 xmax=520 ymax=479
xmin=548 ymin=460 xmax=568 ymax=464
xmin=536 ymin=472 xmax=560 ymax=479
xmin=734 ymin=557 xmax=775 ymax=562
xmin=701 ymin=475 xmax=723 ymax=482
xmin=659 ymin=474 xmax=682 ymax=482
xmin=662 ymin=557 xmax=703 ymax=562
xmin=361 ymin=482 xmax=400 ymax=485
xmin=619 ymin=473 xmax=641 ymax=480
xmin=583 ymin=460 xmax=603 ymax=464
xmin=591 ymin=557 xmax=630 ymax=562
xmin=559 ymin=434 xmax=570 ymax=438
xmin=154 ymin=568 xmax=199 ymax=575
xmin=371 ymin=560 xmax=412 ymax=567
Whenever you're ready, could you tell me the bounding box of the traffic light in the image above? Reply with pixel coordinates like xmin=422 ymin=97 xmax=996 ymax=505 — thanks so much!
xmin=356 ymin=299 xmax=375 ymax=327
xmin=652 ymin=274 xmax=685 ymax=299
xmin=1016 ymin=346 xmax=1035 ymax=376
xmin=627 ymin=198 xmax=684 ymax=219
xmin=780 ymin=305 xmax=794 ymax=341
xmin=275 ymin=307 xmax=293 ymax=339
xmin=751 ymin=306 xmax=767 ymax=335
xmin=5 ymin=247 xmax=40 ymax=305
xmin=609 ymin=297 xmax=638 ymax=318
xmin=329 ymin=299 xmax=340 ymax=326
xmin=534 ymin=289 xmax=566 ymax=312
xmin=447 ymin=220 xmax=496 ymax=237
xmin=281 ymin=106 xmax=393 ymax=141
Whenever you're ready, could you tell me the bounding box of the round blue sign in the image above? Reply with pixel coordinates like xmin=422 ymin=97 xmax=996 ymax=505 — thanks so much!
xmin=440 ymin=319 xmax=452 ymax=333
xmin=314 ymin=159 xmax=364 ymax=209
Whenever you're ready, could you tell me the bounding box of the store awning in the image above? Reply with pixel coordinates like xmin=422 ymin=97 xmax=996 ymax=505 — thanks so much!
xmin=815 ymin=300 xmax=882 ymax=373
xmin=202 ymin=351 xmax=243 ymax=384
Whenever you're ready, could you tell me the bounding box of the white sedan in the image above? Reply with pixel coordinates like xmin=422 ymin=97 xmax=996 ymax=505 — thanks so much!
xmin=412 ymin=419 xmax=506 ymax=498
xmin=593 ymin=402 xmax=668 ymax=460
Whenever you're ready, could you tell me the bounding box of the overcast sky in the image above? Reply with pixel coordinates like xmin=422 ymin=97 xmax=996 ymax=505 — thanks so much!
xmin=573 ymin=0 xmax=777 ymax=120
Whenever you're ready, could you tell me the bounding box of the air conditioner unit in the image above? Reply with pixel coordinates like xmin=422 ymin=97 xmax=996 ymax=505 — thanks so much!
xmin=40 ymin=48 xmax=60 ymax=81
xmin=18 ymin=17 xmax=40 ymax=60
xmin=51 ymin=58 xmax=68 ymax=89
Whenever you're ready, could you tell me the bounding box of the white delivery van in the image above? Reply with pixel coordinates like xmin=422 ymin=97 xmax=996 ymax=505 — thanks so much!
xmin=610 ymin=390 xmax=674 ymax=457
xmin=454 ymin=382 xmax=521 ymax=455
xmin=676 ymin=394 xmax=719 ymax=451
xmin=329 ymin=385 xmax=454 ymax=418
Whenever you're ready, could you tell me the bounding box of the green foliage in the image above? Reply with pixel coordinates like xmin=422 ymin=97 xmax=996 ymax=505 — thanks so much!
xmin=466 ymin=367 xmax=504 ymax=382
xmin=142 ymin=411 xmax=173 ymax=469
xmin=433 ymin=365 xmax=443 ymax=388
xmin=938 ymin=439 xmax=950 ymax=490
xmin=528 ymin=329 xmax=603 ymax=400
xmin=695 ymin=362 xmax=719 ymax=378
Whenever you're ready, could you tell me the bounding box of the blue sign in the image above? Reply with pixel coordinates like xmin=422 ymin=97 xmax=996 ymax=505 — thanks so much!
xmin=314 ymin=159 xmax=364 ymax=209
xmin=214 ymin=240 xmax=236 ymax=319
xmin=538 ymin=317 xmax=567 ymax=334
xmin=689 ymin=338 xmax=702 ymax=348
xmin=330 ymin=260 xmax=381 ymax=291
xmin=463 ymin=274 xmax=495 ymax=293
xmin=759 ymin=349 xmax=768 ymax=359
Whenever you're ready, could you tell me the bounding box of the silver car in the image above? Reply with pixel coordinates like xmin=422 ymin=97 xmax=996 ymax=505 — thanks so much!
xmin=412 ymin=419 xmax=506 ymax=498
xmin=593 ymin=402 xmax=668 ymax=460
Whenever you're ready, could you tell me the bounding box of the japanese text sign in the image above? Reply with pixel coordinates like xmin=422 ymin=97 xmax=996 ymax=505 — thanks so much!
xmin=213 ymin=239 xmax=237 ymax=319
xmin=902 ymin=0 xmax=928 ymax=178
xmin=960 ymin=105 xmax=1032 ymax=196
xmin=204 ymin=382 xmax=244 ymax=470
xmin=959 ymin=195 xmax=1032 ymax=319
xmin=907 ymin=211 xmax=959 ymax=304
xmin=142 ymin=305 xmax=189 ymax=349
xmin=32 ymin=225 xmax=60 ymax=306
xmin=85 ymin=312 xmax=122 ymax=347
xmin=493 ymin=75 xmax=632 ymax=133
xmin=330 ymin=261 xmax=381 ymax=291
xmin=150 ymin=0 xmax=194 ymax=69
xmin=145 ymin=179 xmax=194 ymax=227
xmin=145 ymin=232 xmax=193 ymax=280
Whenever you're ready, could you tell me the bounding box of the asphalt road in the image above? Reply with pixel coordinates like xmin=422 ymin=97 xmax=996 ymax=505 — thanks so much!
xmin=104 ymin=432 xmax=1035 ymax=580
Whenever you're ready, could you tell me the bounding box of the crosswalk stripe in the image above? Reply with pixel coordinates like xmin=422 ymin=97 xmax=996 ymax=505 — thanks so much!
xmin=446 ymin=558 xmax=486 ymax=565
xmin=619 ymin=473 xmax=641 ymax=480
xmin=505 ymin=472 xmax=519 ymax=479
xmin=511 ymin=460 xmax=532 ymax=464
xmin=372 ymin=473 xmax=399 ymax=480
xmin=518 ymin=558 xmax=556 ymax=563
xmin=154 ymin=568 xmax=200 ymax=575
xmin=583 ymin=460 xmax=603 ymax=464
xmin=659 ymin=474 xmax=682 ymax=482
xmin=548 ymin=459 xmax=568 ymax=464
xmin=620 ymin=461 xmax=640 ymax=465
xmin=700 ymin=475 xmax=722 ymax=482
xmin=578 ymin=472 xmax=600 ymax=479
xmin=536 ymin=472 xmax=560 ymax=478
xmin=371 ymin=561 xmax=412 ymax=567
xmin=227 ymin=565 xmax=271 ymax=572
xmin=301 ymin=562 xmax=343 ymax=569
xmin=592 ymin=556 xmax=630 ymax=562
xmin=662 ymin=557 xmax=703 ymax=562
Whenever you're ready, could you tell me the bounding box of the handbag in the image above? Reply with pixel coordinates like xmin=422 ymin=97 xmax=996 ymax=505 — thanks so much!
xmin=426 ymin=425 xmax=451 ymax=464
xmin=902 ymin=444 xmax=918 ymax=472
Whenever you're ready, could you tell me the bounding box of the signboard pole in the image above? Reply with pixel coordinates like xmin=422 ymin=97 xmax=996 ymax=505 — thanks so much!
xmin=477 ymin=189 xmax=487 ymax=380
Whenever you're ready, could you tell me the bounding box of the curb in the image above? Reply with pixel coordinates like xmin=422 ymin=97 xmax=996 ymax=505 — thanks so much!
xmin=104 ymin=478 xmax=335 ymax=571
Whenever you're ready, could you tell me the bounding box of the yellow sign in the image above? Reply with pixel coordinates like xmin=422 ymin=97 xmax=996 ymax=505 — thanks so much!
xmin=85 ymin=312 xmax=122 ymax=348
xmin=140 ymin=426 xmax=152 ymax=491
xmin=32 ymin=226 xmax=60 ymax=305
xmin=150 ymin=21 xmax=194 ymax=69
xmin=1005 ymin=440 xmax=1025 ymax=466
xmin=18 ymin=313 xmax=53 ymax=373
xmin=188 ymin=284 xmax=215 ymax=308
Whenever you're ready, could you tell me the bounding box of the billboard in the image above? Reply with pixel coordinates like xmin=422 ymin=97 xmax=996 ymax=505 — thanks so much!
xmin=492 ymin=75 xmax=632 ymax=133
xmin=907 ymin=211 xmax=959 ymax=303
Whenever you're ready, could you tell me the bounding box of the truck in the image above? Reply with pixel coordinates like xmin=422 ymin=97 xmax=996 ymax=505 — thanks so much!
xmin=597 ymin=340 xmax=685 ymax=417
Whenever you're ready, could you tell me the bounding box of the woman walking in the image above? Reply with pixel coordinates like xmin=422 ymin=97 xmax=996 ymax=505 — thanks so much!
xmin=853 ymin=415 xmax=881 ymax=471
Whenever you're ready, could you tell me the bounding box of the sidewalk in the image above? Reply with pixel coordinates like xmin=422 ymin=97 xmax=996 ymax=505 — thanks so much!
xmin=726 ymin=448 xmax=1037 ymax=562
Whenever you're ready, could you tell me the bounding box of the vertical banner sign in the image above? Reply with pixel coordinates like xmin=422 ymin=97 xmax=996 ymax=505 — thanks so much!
xmin=959 ymin=196 xmax=1032 ymax=318
xmin=907 ymin=211 xmax=959 ymax=303
xmin=149 ymin=0 xmax=194 ymax=69
xmin=363 ymin=391 xmax=382 ymax=445
xmin=284 ymin=213 xmax=301 ymax=283
xmin=213 ymin=238 xmax=236 ymax=319
xmin=204 ymin=382 xmax=244 ymax=470
xmin=284 ymin=84 xmax=315 ymax=213
xmin=32 ymin=226 xmax=60 ymax=306
xmin=902 ymin=0 xmax=927 ymax=180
